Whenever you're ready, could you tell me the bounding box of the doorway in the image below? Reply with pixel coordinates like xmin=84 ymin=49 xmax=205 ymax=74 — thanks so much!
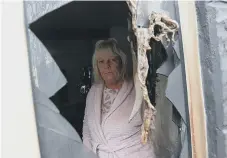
xmin=29 ymin=1 xmax=131 ymax=138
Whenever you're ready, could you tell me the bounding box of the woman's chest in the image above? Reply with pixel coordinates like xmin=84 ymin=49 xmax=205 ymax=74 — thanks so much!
xmin=87 ymin=97 xmax=143 ymax=135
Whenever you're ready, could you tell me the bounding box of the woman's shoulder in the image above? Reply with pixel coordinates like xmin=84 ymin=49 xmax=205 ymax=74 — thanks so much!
xmin=88 ymin=83 xmax=101 ymax=92
xmin=86 ymin=83 xmax=102 ymax=98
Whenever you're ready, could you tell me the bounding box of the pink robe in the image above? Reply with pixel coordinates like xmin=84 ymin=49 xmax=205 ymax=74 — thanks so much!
xmin=83 ymin=80 xmax=155 ymax=158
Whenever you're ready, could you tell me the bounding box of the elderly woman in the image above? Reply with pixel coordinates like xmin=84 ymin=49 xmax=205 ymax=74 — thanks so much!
xmin=83 ymin=38 xmax=155 ymax=158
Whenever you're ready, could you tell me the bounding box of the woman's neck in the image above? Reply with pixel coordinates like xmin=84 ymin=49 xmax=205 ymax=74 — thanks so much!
xmin=105 ymin=80 xmax=123 ymax=90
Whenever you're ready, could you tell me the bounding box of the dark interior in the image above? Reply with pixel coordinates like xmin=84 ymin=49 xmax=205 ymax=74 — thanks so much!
xmin=30 ymin=1 xmax=130 ymax=138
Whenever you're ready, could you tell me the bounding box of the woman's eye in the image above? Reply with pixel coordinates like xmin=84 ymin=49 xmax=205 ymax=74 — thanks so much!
xmin=111 ymin=58 xmax=118 ymax=63
xmin=98 ymin=60 xmax=104 ymax=64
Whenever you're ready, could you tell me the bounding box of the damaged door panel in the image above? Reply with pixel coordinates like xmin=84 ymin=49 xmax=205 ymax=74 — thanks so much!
xmin=22 ymin=1 xmax=204 ymax=158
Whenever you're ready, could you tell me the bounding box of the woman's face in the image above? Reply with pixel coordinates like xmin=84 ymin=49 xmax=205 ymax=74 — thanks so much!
xmin=96 ymin=50 xmax=122 ymax=85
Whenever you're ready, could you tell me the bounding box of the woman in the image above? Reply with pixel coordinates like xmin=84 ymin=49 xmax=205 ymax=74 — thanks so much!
xmin=83 ymin=38 xmax=155 ymax=158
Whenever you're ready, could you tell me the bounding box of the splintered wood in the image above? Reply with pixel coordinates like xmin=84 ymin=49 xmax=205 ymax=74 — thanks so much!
xmin=126 ymin=0 xmax=179 ymax=144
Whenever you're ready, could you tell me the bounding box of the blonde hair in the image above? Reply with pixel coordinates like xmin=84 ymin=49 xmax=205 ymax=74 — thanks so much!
xmin=92 ymin=38 xmax=128 ymax=83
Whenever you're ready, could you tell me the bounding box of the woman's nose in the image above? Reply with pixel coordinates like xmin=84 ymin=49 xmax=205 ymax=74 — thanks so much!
xmin=104 ymin=61 xmax=111 ymax=69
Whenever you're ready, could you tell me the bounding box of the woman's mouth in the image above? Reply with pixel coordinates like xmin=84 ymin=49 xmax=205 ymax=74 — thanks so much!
xmin=104 ymin=72 xmax=112 ymax=75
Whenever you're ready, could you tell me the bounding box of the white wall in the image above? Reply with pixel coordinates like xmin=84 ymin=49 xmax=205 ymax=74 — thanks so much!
xmin=2 ymin=2 xmax=41 ymax=158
